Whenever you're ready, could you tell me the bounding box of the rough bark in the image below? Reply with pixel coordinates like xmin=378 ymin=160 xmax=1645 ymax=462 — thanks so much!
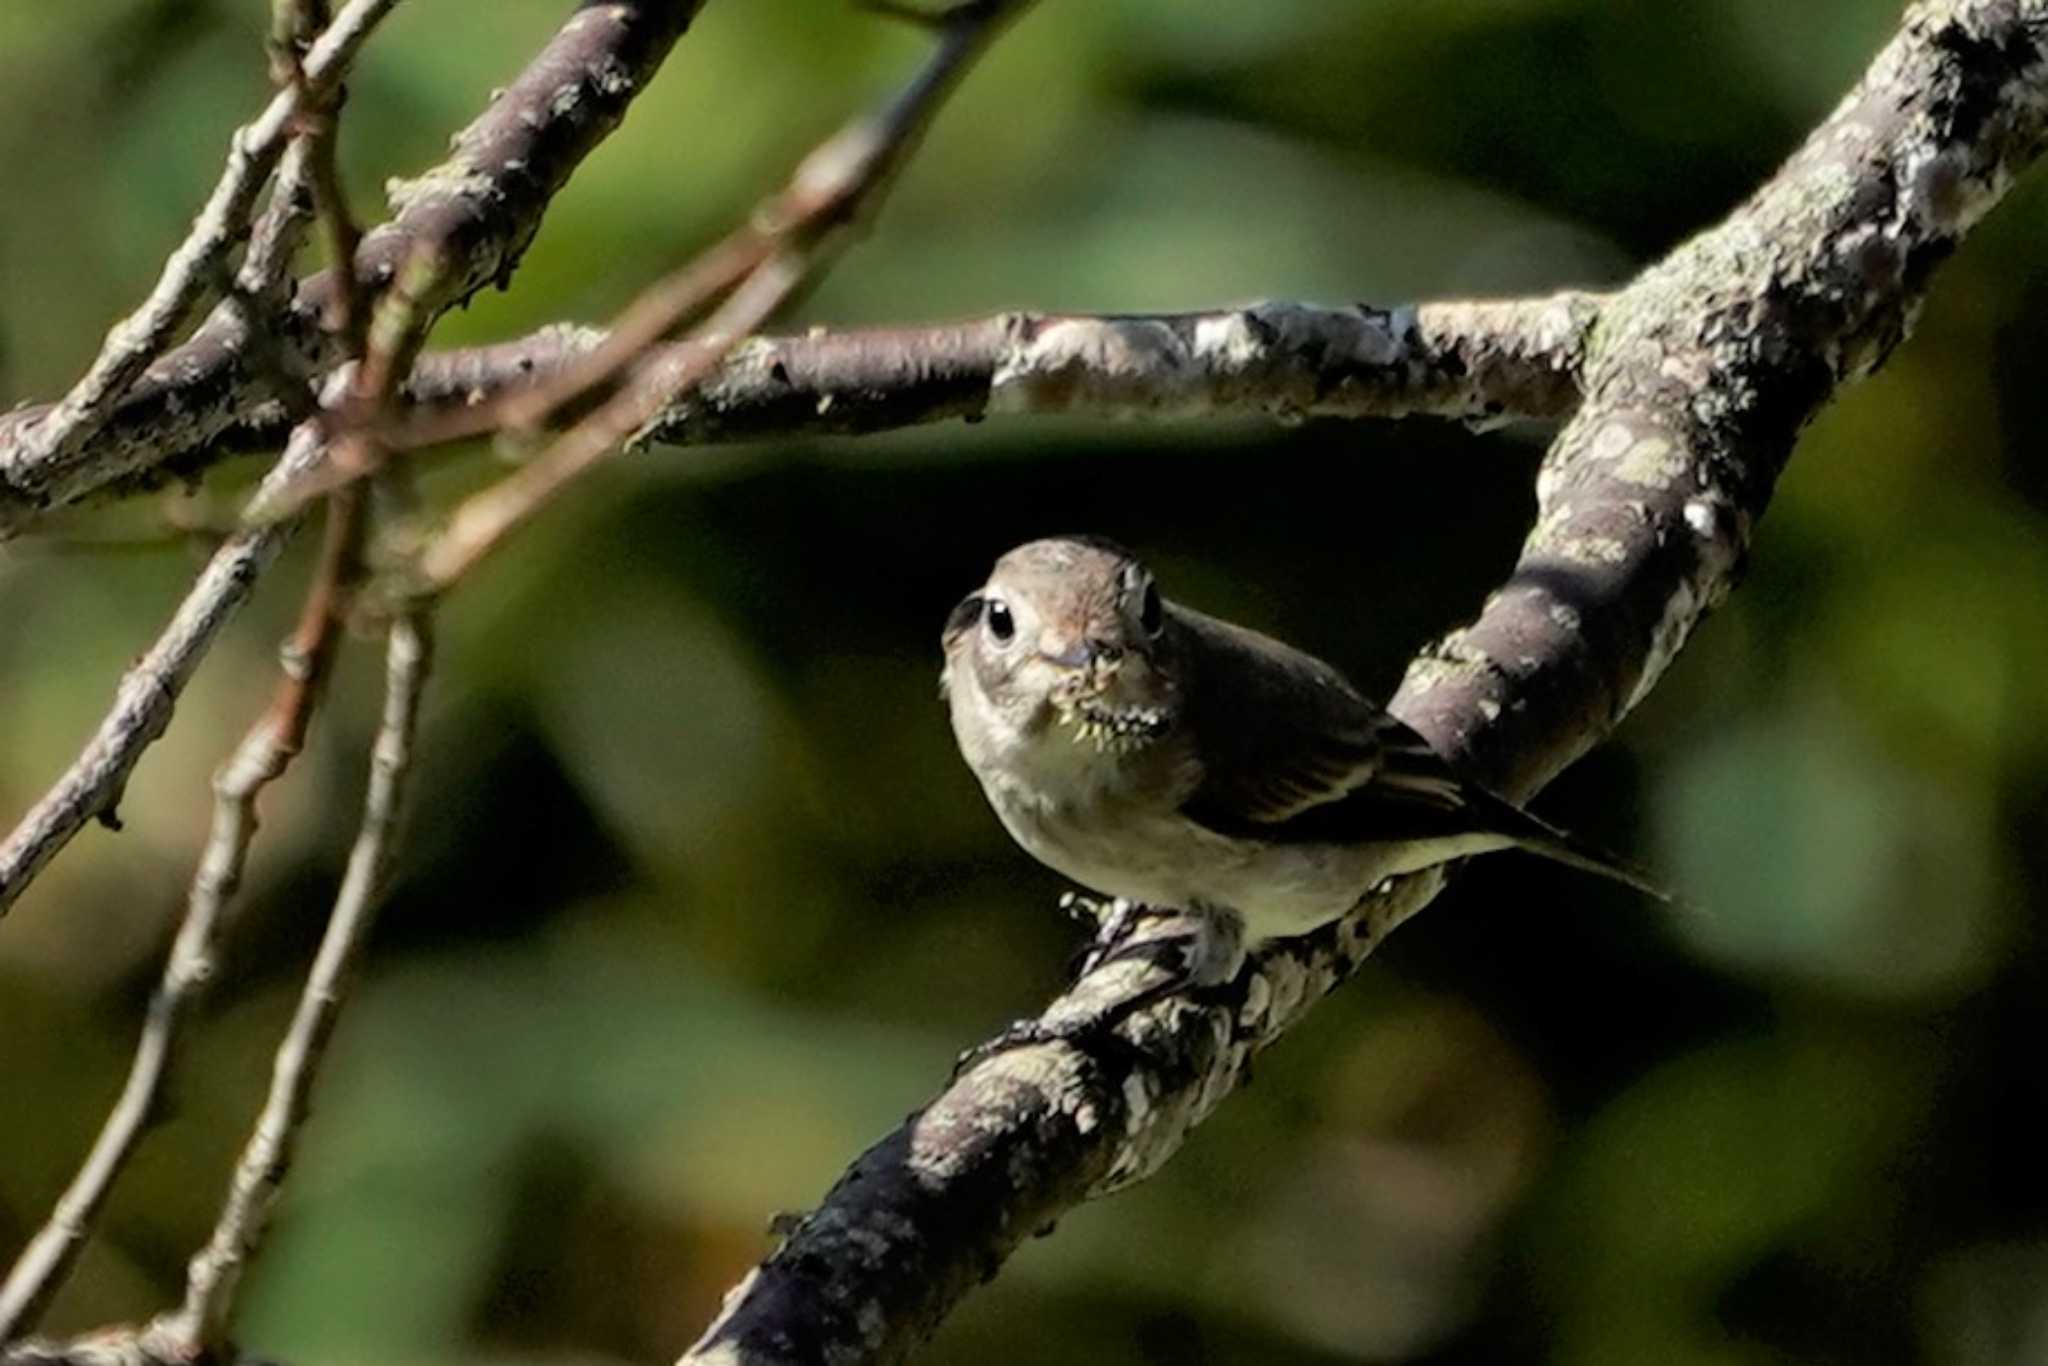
xmin=127 ymin=294 xmax=1606 ymax=476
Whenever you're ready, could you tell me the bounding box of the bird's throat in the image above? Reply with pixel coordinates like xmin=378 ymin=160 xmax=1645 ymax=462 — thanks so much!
xmin=1056 ymin=696 xmax=1171 ymax=753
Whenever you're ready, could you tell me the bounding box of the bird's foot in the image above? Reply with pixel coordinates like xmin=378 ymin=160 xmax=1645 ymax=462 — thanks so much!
xmin=1060 ymin=893 xmax=1157 ymax=977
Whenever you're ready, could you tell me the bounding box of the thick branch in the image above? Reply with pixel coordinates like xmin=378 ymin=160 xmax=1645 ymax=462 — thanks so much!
xmin=182 ymin=293 xmax=1605 ymax=477
xmin=0 ymin=0 xmax=706 ymax=534
xmin=680 ymin=2 xmax=2048 ymax=1362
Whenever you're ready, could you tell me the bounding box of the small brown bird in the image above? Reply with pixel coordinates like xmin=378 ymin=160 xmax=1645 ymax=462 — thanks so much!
xmin=941 ymin=535 xmax=1664 ymax=984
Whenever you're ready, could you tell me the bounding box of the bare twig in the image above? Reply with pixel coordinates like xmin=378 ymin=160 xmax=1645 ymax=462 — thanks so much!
xmin=6 ymin=0 xmax=400 ymax=495
xmin=0 ymin=0 xmax=387 ymax=1313
xmin=240 ymin=138 xmax=320 ymax=302
xmin=276 ymin=0 xmax=369 ymax=357
xmin=268 ymin=0 xmax=335 ymax=84
xmin=394 ymin=0 xmax=1035 ymax=592
xmin=679 ymin=1 xmax=2048 ymax=1361
xmin=0 ymin=487 xmax=363 ymax=1343
xmin=0 ymin=0 xmax=388 ymax=922
xmin=149 ymin=611 xmax=433 ymax=1355
xmin=0 ymin=426 xmax=334 ymax=918
xmin=0 ymin=0 xmax=708 ymax=535
xmin=405 ymin=252 xmax=800 ymax=588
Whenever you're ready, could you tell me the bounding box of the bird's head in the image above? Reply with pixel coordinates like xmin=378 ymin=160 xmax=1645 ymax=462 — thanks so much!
xmin=941 ymin=536 xmax=1182 ymax=755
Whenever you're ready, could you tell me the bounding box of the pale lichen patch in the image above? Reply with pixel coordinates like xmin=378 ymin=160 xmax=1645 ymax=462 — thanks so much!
xmin=1589 ymin=421 xmax=1635 ymax=462
xmin=1072 ymin=1100 xmax=1099 ymax=1135
xmin=1191 ymin=311 xmax=1263 ymax=370
xmin=1612 ymin=435 xmax=1688 ymax=488
xmin=988 ymin=318 xmax=1192 ymax=416
xmin=1557 ymin=535 xmax=1629 ymax=565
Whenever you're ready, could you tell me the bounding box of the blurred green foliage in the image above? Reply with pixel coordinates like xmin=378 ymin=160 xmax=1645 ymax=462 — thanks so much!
xmin=4 ymin=3 xmax=2047 ymax=1364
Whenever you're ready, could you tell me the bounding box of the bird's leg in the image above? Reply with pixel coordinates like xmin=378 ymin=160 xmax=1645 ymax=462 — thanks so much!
xmin=1059 ymin=892 xmax=1149 ymax=976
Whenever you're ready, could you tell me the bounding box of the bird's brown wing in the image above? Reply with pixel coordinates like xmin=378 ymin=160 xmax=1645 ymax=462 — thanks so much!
xmin=1170 ymin=604 xmax=1413 ymax=836
xmin=1171 ymin=602 xmax=1508 ymax=845
xmin=1172 ymin=604 xmax=1671 ymax=898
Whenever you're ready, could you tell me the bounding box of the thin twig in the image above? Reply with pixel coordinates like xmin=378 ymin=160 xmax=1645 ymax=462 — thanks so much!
xmin=0 ymin=425 xmax=334 ymax=918
xmin=410 ymin=251 xmax=802 ymax=588
xmin=240 ymin=139 xmax=319 ymax=300
xmin=385 ymin=0 xmax=1034 ymax=590
xmin=0 ymin=0 xmax=385 ymax=922
xmin=216 ymin=138 xmax=327 ymax=421
xmin=11 ymin=0 xmax=400 ymax=488
xmin=0 ymin=3 xmax=384 ymax=1319
xmin=0 ymin=489 xmax=363 ymax=1343
xmin=148 ymin=611 xmax=433 ymax=1355
xmin=0 ymin=0 xmax=706 ymax=535
xmin=268 ymin=0 xmax=334 ymax=84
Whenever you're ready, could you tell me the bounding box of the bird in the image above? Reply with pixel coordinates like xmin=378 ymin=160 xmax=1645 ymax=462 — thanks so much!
xmin=940 ymin=534 xmax=1666 ymax=991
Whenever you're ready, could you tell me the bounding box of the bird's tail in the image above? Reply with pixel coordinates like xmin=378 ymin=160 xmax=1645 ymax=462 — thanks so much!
xmin=1466 ymin=784 xmax=1676 ymax=905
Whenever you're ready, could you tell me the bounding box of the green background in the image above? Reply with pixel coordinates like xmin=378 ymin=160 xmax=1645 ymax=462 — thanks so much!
xmin=4 ymin=2 xmax=2046 ymax=1364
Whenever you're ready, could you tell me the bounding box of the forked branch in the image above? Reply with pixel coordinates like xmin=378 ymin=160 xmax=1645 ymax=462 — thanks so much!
xmin=679 ymin=2 xmax=2048 ymax=1361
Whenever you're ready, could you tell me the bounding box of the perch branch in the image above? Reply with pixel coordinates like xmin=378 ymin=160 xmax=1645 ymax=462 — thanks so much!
xmin=679 ymin=2 xmax=2048 ymax=1361
xmin=418 ymin=293 xmax=1601 ymax=444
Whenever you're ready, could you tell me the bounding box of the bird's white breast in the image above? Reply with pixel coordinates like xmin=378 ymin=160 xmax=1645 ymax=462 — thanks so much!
xmin=949 ymin=664 xmax=1509 ymax=945
xmin=969 ymin=730 xmax=1391 ymax=945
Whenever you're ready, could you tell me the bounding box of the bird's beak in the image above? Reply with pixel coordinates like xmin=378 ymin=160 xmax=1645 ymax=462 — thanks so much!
xmin=1039 ymin=638 xmax=1098 ymax=670
xmin=1038 ymin=634 xmax=1124 ymax=678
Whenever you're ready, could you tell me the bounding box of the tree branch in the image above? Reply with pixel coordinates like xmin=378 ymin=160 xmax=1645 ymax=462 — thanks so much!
xmin=390 ymin=0 xmax=1036 ymax=592
xmin=149 ymin=611 xmax=433 ymax=1354
xmin=678 ymin=2 xmax=2048 ymax=1361
xmin=0 ymin=463 xmax=360 ymax=1342
xmin=0 ymin=425 xmax=332 ymax=918
xmin=435 ymin=292 xmax=1601 ymax=443
xmin=0 ymin=0 xmax=400 ymax=501
xmin=0 ymin=0 xmax=708 ymax=535
xmin=125 ymin=292 xmax=1605 ymax=496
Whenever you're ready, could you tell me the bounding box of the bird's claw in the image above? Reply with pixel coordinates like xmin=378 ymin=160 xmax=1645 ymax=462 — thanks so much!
xmin=1059 ymin=894 xmax=1153 ymax=977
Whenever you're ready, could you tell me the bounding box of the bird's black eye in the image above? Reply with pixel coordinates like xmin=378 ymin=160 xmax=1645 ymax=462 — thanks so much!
xmin=985 ymin=597 xmax=1016 ymax=643
xmin=1139 ymin=581 xmax=1163 ymax=637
